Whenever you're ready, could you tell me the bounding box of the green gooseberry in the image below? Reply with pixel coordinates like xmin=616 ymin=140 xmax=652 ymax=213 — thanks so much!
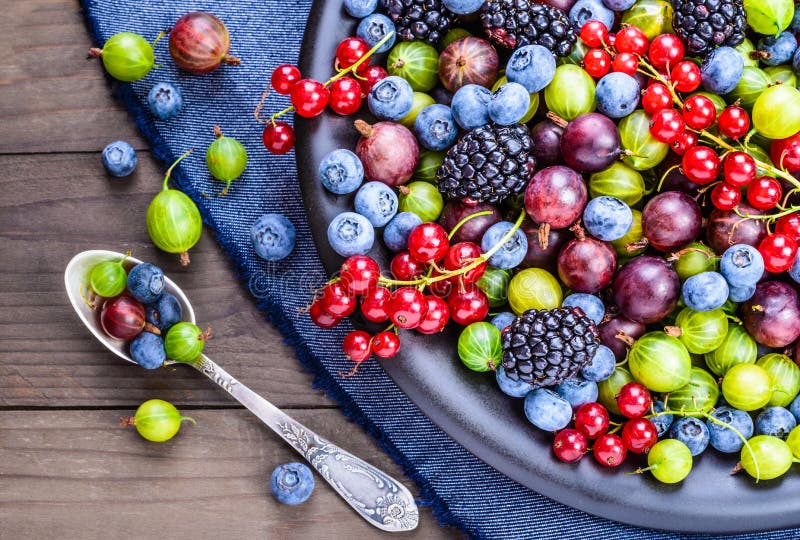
xmin=387 ymin=41 xmax=440 ymax=92
xmin=439 ymin=28 xmax=472 ymax=52
xmin=619 ymin=110 xmax=669 ymax=171
xmin=765 ymin=65 xmax=797 ymax=88
xmin=165 ymin=322 xmax=209 ymax=363
xmin=507 ymin=268 xmax=563 ymax=315
xmin=628 ymin=331 xmax=692 ymax=393
xmin=722 ymin=363 xmax=772 ymax=411
xmin=597 ymin=366 xmax=634 ymax=416
xmin=588 ymin=162 xmax=645 ymax=206
xmin=122 ymin=398 xmax=194 ymax=442
xmin=671 ymin=242 xmax=718 ymax=281
xmin=753 ymin=84 xmax=800 ymax=140
xmin=740 ymin=435 xmax=793 ymax=481
xmin=89 ymin=32 xmax=160 ymax=82
xmin=493 ymin=76 xmax=540 ymax=123
xmin=413 ymin=149 xmax=445 ymax=183
xmin=787 ymin=426 xmax=800 ymax=459
xmin=670 ymin=308 xmax=728 ymax=354
xmin=729 ymin=67 xmax=771 ymax=109
xmin=476 ymin=267 xmax=511 ymax=308
xmin=665 ymin=367 xmax=720 ymax=416
xmin=621 ymin=0 xmax=674 ymax=39
xmin=756 ymin=353 xmax=800 ymax=407
xmin=704 ymin=324 xmax=757 ymax=376
xmin=400 ymin=92 xmax=436 ymax=128
xmin=743 ymin=0 xmax=794 ymax=36
xmin=398 ymin=181 xmax=443 ymax=222
xmin=89 ymin=258 xmax=128 ymax=298
xmin=457 ymin=322 xmax=502 ymax=372
xmin=646 ymin=439 xmax=693 ymax=484
xmin=611 ymin=209 xmax=645 ymax=258
xmin=147 ymin=150 xmax=203 ymax=266
xmin=544 ymin=65 xmax=595 ymax=121
xmin=735 ymin=38 xmax=759 ymax=68
xmin=206 ymin=125 xmax=247 ymax=194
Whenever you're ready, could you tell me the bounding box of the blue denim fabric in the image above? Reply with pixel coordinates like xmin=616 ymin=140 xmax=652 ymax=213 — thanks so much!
xmin=82 ymin=2 xmax=800 ymax=538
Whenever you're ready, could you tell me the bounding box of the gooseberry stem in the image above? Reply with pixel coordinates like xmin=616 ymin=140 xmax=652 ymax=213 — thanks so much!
xmin=162 ymin=148 xmax=195 ymax=191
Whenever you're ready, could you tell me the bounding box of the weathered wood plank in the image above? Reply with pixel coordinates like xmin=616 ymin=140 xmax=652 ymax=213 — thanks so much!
xmin=0 ymin=409 xmax=460 ymax=539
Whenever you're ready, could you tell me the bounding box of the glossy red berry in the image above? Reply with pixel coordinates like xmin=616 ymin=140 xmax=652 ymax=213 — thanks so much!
xmin=670 ymin=130 xmax=697 ymax=156
xmin=371 ymin=331 xmax=400 ymax=358
xmin=361 ymin=286 xmax=392 ymax=322
xmin=340 ymin=255 xmax=380 ymax=295
xmin=447 ymin=284 xmax=489 ymax=326
xmin=335 ymin=37 xmax=370 ymax=69
xmin=320 ymin=282 xmax=357 ymax=317
xmin=553 ymin=429 xmax=588 ymax=463
xmin=343 ymin=330 xmax=372 ymax=362
xmin=390 ymin=251 xmax=424 ymax=281
xmin=642 ymin=83 xmax=672 ymax=115
xmin=682 ymin=94 xmax=716 ymax=130
xmin=758 ymin=233 xmax=798 ymax=273
xmin=408 ymin=223 xmax=450 ymax=264
xmin=444 ymin=242 xmax=487 ymax=284
xmin=616 ymin=382 xmax=652 ymax=418
xmin=612 ymin=52 xmax=639 ymax=76
xmin=670 ymin=61 xmax=701 ymax=93
xmin=262 ymin=121 xmax=295 ymax=155
xmin=770 ymin=133 xmax=800 ymax=173
xmin=416 ymin=295 xmax=451 ymax=334
xmin=650 ymin=108 xmax=685 ymax=144
xmin=615 ymin=26 xmax=649 ymax=56
xmin=358 ymin=65 xmax=388 ymax=96
xmin=648 ymin=34 xmax=684 ymax=70
xmin=775 ymin=213 xmax=800 ymax=243
xmin=681 ymin=145 xmax=721 ymax=185
xmin=718 ymin=105 xmax=750 ymax=140
xmin=746 ymin=176 xmax=782 ymax=210
xmin=271 ymin=64 xmax=301 ymax=94
xmin=593 ymin=434 xmax=627 ymax=468
xmin=329 ymin=77 xmax=363 ymax=115
xmin=388 ymin=287 xmax=428 ymax=329
xmin=574 ymin=402 xmax=610 ymax=439
xmin=583 ymin=48 xmax=612 ymax=78
xmin=427 ymin=269 xmax=454 ymax=298
xmin=309 ymin=300 xmax=341 ymax=329
xmin=580 ymin=20 xmax=609 ymax=48
xmin=722 ymin=151 xmax=756 ymax=187
xmin=710 ymin=182 xmax=741 ymax=211
xmin=621 ymin=418 xmax=658 ymax=454
xmin=290 ymin=79 xmax=330 ymax=118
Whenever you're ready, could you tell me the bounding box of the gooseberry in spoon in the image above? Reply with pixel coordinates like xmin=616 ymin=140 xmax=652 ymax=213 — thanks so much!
xmin=88 ymin=257 xmax=128 ymax=298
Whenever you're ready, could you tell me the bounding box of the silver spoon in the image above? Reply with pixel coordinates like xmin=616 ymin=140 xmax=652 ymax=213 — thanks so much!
xmin=65 ymin=250 xmax=419 ymax=532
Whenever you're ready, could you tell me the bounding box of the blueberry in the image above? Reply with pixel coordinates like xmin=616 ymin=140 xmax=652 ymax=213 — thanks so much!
xmin=681 ymin=271 xmax=729 ymax=312
xmin=488 ymin=83 xmax=530 ymax=126
xmin=270 ymin=462 xmax=315 ymax=505
xmin=701 ymin=47 xmax=744 ymax=95
xmin=707 ymin=406 xmax=753 ymax=453
xmin=354 ymin=181 xmax=398 ymax=227
xmin=130 ymin=331 xmax=166 ymax=369
xmin=318 ymin=149 xmax=364 ymax=195
xmin=147 ymin=82 xmax=183 ymax=120
xmin=757 ymin=32 xmax=797 ymax=67
xmin=383 ymin=211 xmax=422 ymax=252
xmin=669 ymin=417 xmax=710 ymax=456
xmin=481 ymin=221 xmax=528 ymax=269
xmin=792 ymin=8 xmax=800 ymax=33
xmin=524 ymin=388 xmax=573 ymax=431
xmin=580 ymin=344 xmax=615 ymax=382
xmin=127 ymin=263 xmax=165 ymax=304
xmin=496 ymin=366 xmax=534 ymax=398
xmin=451 ymin=84 xmax=492 ymax=130
xmin=569 ymin=0 xmax=615 ymax=30
xmin=251 ymin=214 xmax=296 ymax=261
xmin=343 ymin=0 xmax=378 ymax=17
xmin=506 ymin=45 xmax=556 ymax=94
xmin=555 ymin=378 xmax=599 ymax=409
xmin=650 ymin=400 xmax=674 ymax=438
xmin=327 ymin=212 xmax=375 ymax=257
xmin=756 ymin=407 xmax=797 ymax=439
xmin=794 ymin=48 xmax=800 ymax=74
xmin=601 ymin=0 xmax=635 ymax=9
xmin=789 ymin=253 xmax=800 ymax=284
xmin=442 ymin=0 xmax=483 ymax=14
xmin=368 ymin=76 xmax=414 ymax=121
xmin=145 ymin=293 xmax=182 ymax=333
xmin=102 ymin=141 xmax=137 ymax=177
xmin=729 ymin=283 xmax=756 ymax=303
xmin=413 ymin=104 xmax=458 ymax=151
xmin=790 ymin=394 xmax=800 ymax=423
xmin=356 ymin=14 xmax=396 ymax=53
xmin=720 ymin=244 xmax=764 ymax=288
xmin=595 ymin=72 xmax=640 ymax=119
xmin=582 ymin=196 xmax=633 ymax=241
xmin=562 ymin=293 xmax=605 ymax=324
xmin=491 ymin=311 xmax=516 ymax=332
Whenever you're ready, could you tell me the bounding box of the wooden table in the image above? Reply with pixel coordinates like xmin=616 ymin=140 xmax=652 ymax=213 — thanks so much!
xmin=0 ymin=2 xmax=460 ymax=538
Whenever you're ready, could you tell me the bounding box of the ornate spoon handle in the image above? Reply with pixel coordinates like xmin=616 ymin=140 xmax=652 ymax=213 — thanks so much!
xmin=191 ymin=354 xmax=419 ymax=532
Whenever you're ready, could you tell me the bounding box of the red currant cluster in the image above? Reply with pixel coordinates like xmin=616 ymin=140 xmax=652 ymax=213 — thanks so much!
xmin=260 ymin=34 xmax=391 ymax=155
xmin=553 ymin=382 xmax=658 ymax=467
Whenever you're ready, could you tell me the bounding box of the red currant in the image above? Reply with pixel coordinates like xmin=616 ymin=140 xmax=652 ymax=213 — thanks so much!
xmin=343 ymin=330 xmax=372 ymax=362
xmin=390 ymin=251 xmax=424 ymax=281
xmin=593 ymin=434 xmax=627 ymax=468
xmin=388 ymin=287 xmax=428 ymax=329
xmin=583 ymin=48 xmax=612 ymax=78
xmin=408 ymin=223 xmax=450 ymax=264
xmin=340 ymin=255 xmax=380 ymax=295
xmin=642 ymin=83 xmax=672 ymax=115
xmin=271 ymin=64 xmax=301 ymax=94
xmin=722 ymin=151 xmax=756 ymax=187
xmin=361 ymin=286 xmax=392 ymax=323
xmin=681 ymin=145 xmax=721 ymax=185
xmin=553 ymin=429 xmax=588 ymax=463
xmin=771 ymin=133 xmax=800 ymax=173
xmin=309 ymin=300 xmax=341 ymax=329
xmin=574 ymin=402 xmax=610 ymax=439
xmin=718 ymin=105 xmax=750 ymax=140
xmin=358 ymin=65 xmax=388 ymax=96
xmin=444 ymin=242 xmax=487 ymax=283
xmin=650 ymin=108 xmax=685 ymax=144
xmin=670 ymin=130 xmax=698 ymax=156
xmin=262 ymin=121 xmax=295 ymax=155
xmin=580 ymin=20 xmax=609 ymax=48
xmin=329 ymin=77 xmax=363 ymax=115
xmin=319 ymin=282 xmax=357 ymax=317
xmin=746 ymin=176 xmax=782 ymax=210
xmin=776 ymin=212 xmax=800 ymax=243
xmin=612 ymin=52 xmax=639 ymax=76
xmin=621 ymin=418 xmax=658 ymax=454
xmin=758 ymin=233 xmax=798 ymax=273
xmin=648 ymin=34 xmax=684 ymax=70
xmin=371 ymin=331 xmax=400 ymax=359
xmin=416 ymin=295 xmax=451 ymax=334
xmin=682 ymin=94 xmax=716 ymax=130
xmin=290 ymin=79 xmax=330 ymax=118
xmin=615 ymin=26 xmax=649 ymax=56
xmin=670 ymin=60 xmax=701 ymax=93
xmin=616 ymin=382 xmax=652 ymax=418
xmin=335 ymin=37 xmax=370 ymax=69
xmin=447 ymin=284 xmax=489 ymax=326
xmin=710 ymin=182 xmax=741 ymax=211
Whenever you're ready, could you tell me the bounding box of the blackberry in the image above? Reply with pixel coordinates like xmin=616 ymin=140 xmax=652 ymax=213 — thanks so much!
xmin=501 ymin=308 xmax=599 ymax=386
xmin=480 ymin=0 xmax=576 ymax=57
xmin=382 ymin=0 xmax=457 ymax=46
xmin=671 ymin=0 xmax=746 ymax=57
xmin=436 ymin=123 xmax=534 ymax=204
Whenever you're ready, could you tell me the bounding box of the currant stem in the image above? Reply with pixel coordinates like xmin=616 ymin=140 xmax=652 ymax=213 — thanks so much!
xmin=448 ymin=210 xmax=493 ymax=240
xmin=162 ymin=148 xmax=194 ymax=191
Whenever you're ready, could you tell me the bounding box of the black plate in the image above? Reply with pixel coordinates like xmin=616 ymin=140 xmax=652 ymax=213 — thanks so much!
xmin=295 ymin=1 xmax=800 ymax=533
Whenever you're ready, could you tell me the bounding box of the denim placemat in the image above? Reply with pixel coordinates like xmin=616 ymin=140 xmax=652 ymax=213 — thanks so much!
xmin=82 ymin=1 xmax=800 ymax=538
